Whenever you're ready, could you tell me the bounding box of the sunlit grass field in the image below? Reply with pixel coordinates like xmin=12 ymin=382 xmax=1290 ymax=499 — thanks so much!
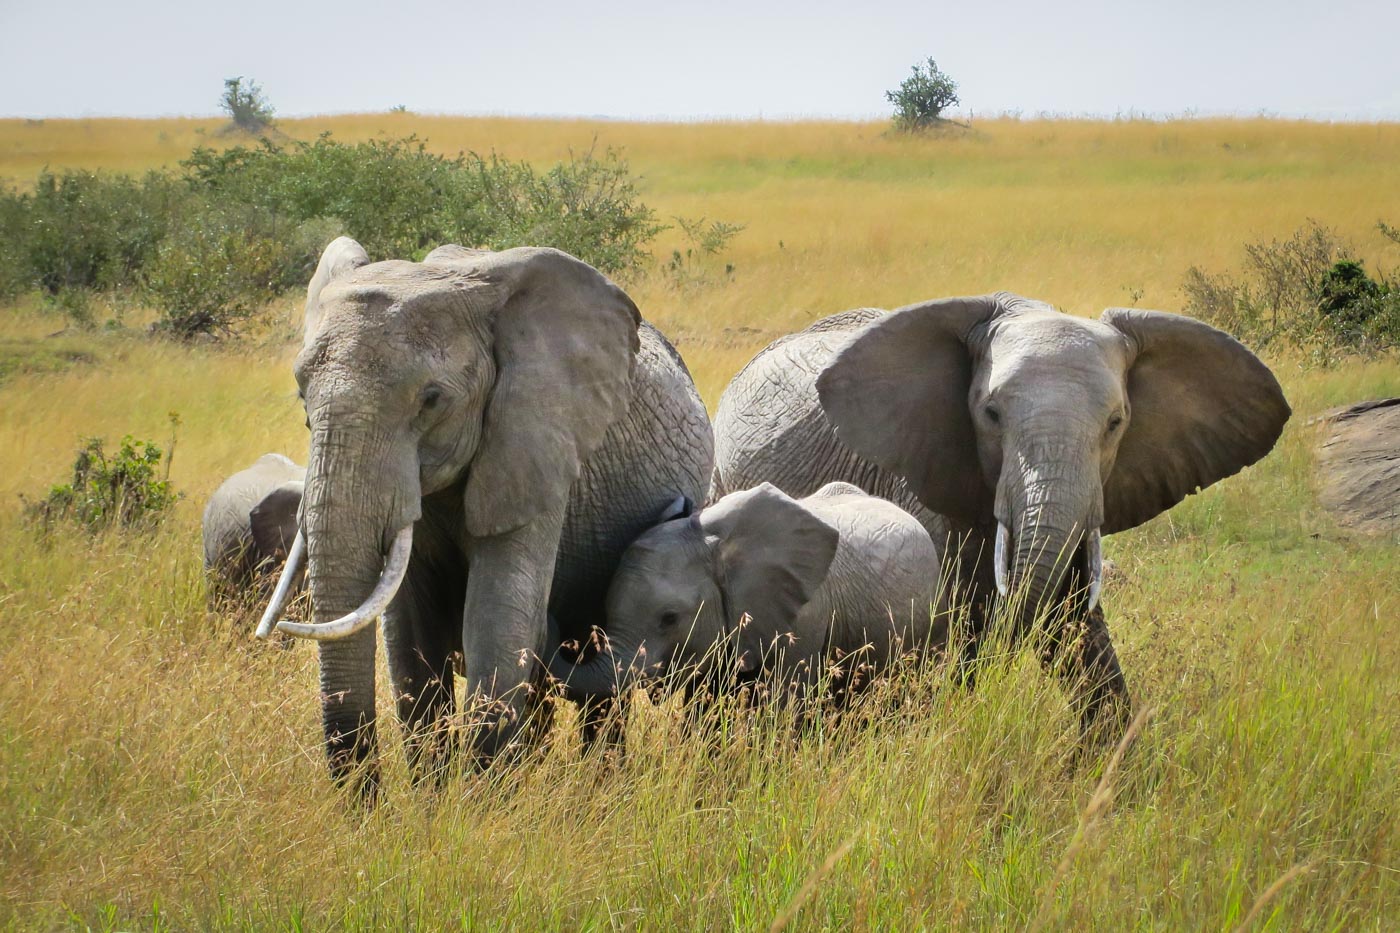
xmin=0 ymin=115 xmax=1397 ymax=929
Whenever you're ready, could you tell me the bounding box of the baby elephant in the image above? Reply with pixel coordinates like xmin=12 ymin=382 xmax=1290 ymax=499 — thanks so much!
xmin=202 ymin=453 xmax=305 ymax=603
xmin=549 ymin=482 xmax=944 ymax=703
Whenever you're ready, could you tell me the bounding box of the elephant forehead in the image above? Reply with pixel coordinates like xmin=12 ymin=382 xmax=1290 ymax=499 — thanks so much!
xmin=986 ymin=314 xmax=1130 ymax=379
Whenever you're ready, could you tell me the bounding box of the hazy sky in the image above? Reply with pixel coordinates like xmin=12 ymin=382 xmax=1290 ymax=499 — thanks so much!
xmin=3 ymin=0 xmax=1398 ymax=120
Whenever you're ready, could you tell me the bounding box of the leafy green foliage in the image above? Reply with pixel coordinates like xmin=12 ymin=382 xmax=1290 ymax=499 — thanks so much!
xmin=1181 ymin=219 xmax=1400 ymax=357
xmin=1 ymin=170 xmax=181 ymax=303
xmin=181 ymin=136 xmax=663 ymax=274
xmin=886 ymin=58 xmax=961 ymax=132
xmin=665 ymin=216 xmax=745 ymax=288
xmin=0 ymin=134 xmax=692 ymax=338
xmin=220 ymin=77 xmax=275 ymax=133
xmin=24 ymin=427 xmax=179 ymax=534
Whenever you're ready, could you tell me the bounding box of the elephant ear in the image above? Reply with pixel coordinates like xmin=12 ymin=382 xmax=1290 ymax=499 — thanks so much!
xmin=702 ymin=483 xmax=839 ymax=672
xmin=816 ymin=295 xmax=1003 ymax=525
xmin=462 ymin=248 xmax=641 ymax=537
xmin=1100 ymin=308 xmax=1291 ymax=533
xmin=303 ymin=237 xmax=369 ymax=346
xmin=249 ymin=481 xmax=304 ymax=563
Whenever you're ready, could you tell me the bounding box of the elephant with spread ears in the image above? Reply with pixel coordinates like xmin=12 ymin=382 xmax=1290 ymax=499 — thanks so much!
xmin=258 ymin=237 xmax=714 ymax=797
xmin=713 ymin=293 xmax=1291 ymax=740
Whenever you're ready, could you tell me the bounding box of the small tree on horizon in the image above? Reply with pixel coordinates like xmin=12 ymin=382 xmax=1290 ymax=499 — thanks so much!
xmin=886 ymin=57 xmax=960 ymax=132
xmin=221 ymin=77 xmax=275 ymax=133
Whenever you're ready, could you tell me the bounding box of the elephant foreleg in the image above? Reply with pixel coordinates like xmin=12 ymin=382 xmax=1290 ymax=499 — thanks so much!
xmin=383 ymin=561 xmax=462 ymax=786
xmin=1040 ymin=605 xmax=1132 ymax=746
xmin=460 ymin=511 xmax=564 ymax=766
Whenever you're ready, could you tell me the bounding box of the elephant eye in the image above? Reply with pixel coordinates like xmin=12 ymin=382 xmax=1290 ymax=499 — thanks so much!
xmin=659 ymin=610 xmax=680 ymax=628
xmin=1107 ymin=413 xmax=1124 ymax=432
xmin=420 ymin=386 xmax=443 ymax=411
xmin=984 ymin=405 xmax=1001 ymax=425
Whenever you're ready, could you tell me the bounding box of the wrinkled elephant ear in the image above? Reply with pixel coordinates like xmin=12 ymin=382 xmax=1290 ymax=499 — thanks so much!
xmin=816 ymin=294 xmax=1003 ymax=525
xmin=701 ymin=483 xmax=839 ymax=672
xmin=249 ymin=481 xmax=304 ymax=562
xmin=303 ymin=237 xmax=370 ymax=346
xmin=1100 ymin=308 xmax=1291 ymax=533
xmin=460 ymin=248 xmax=641 ymax=537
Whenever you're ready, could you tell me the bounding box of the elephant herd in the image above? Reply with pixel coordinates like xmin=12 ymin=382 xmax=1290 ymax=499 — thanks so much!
xmin=201 ymin=237 xmax=1291 ymax=798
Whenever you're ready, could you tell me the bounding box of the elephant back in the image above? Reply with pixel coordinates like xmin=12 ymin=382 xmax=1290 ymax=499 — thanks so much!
xmin=713 ymin=310 xmax=945 ymax=545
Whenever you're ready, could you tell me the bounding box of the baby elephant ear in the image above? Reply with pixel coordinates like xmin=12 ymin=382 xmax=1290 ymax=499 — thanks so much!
xmin=303 ymin=237 xmax=369 ymax=347
xmin=701 ymin=483 xmax=839 ymax=672
xmin=1100 ymin=308 xmax=1292 ymax=533
xmin=655 ymin=495 xmax=695 ymax=523
xmin=249 ymin=481 xmax=304 ymax=565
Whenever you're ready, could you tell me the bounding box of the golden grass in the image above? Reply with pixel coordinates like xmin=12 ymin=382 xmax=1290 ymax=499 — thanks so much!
xmin=0 ymin=116 xmax=1397 ymax=929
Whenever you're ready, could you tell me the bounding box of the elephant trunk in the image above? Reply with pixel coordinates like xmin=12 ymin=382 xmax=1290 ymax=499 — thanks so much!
xmin=997 ymin=437 xmax=1103 ymax=626
xmin=547 ymin=627 xmax=660 ymax=701
xmin=299 ymin=419 xmax=419 ymax=791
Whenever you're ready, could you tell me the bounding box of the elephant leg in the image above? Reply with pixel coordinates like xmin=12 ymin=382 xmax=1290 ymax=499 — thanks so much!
xmin=317 ymin=628 xmax=380 ymax=803
xmin=383 ymin=560 xmax=462 ymax=786
xmin=1040 ymin=605 xmax=1132 ymax=746
xmin=579 ymin=694 xmax=628 ymax=753
xmin=460 ymin=510 xmax=564 ymax=766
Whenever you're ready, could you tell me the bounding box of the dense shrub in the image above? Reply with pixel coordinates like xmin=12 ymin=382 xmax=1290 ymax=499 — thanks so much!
xmin=1181 ymin=220 xmax=1399 ymax=356
xmin=24 ymin=432 xmax=179 ymax=534
xmin=181 ymin=136 xmax=662 ymax=274
xmin=0 ymin=133 xmax=694 ymax=338
xmin=5 ymin=170 xmax=182 ymax=298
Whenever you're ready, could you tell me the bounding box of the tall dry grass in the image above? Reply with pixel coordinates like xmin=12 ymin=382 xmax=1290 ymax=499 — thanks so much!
xmin=0 ymin=116 xmax=1397 ymax=929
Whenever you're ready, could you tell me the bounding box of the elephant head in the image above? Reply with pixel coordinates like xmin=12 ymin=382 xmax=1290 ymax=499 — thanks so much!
xmin=816 ymin=293 xmax=1290 ymax=624
xmin=247 ymin=479 xmax=303 ymax=569
xmin=550 ymin=484 xmax=839 ymax=699
xmin=259 ymin=238 xmax=641 ymax=779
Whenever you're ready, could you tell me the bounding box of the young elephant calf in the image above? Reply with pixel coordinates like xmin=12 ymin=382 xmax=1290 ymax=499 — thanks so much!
xmin=549 ymin=482 xmax=944 ymax=703
xmin=202 ymin=453 xmax=304 ymax=604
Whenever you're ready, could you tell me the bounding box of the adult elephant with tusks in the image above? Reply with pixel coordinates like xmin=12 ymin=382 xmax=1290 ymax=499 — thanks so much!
xmin=714 ymin=293 xmax=1291 ymax=742
xmin=258 ymin=237 xmax=713 ymax=798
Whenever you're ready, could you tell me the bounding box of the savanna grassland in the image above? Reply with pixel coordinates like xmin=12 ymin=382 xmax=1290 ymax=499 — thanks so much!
xmin=0 ymin=115 xmax=1397 ymax=930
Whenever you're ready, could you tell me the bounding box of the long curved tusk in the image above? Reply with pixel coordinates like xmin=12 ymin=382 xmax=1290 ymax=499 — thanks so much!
xmin=1084 ymin=528 xmax=1103 ymax=613
xmin=276 ymin=525 xmax=414 ymax=641
xmin=994 ymin=521 xmax=1011 ymax=597
xmin=255 ymin=530 xmax=306 ymax=640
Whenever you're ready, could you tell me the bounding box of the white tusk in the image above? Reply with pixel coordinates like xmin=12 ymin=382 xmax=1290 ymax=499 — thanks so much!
xmin=994 ymin=521 xmax=1011 ymax=598
xmin=1085 ymin=528 xmax=1103 ymax=613
xmin=276 ymin=525 xmax=414 ymax=641
xmin=255 ymin=530 xmax=305 ymax=640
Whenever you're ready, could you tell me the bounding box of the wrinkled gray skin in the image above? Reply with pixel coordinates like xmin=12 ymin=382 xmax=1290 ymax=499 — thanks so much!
xmin=551 ymin=481 xmax=943 ymax=704
xmin=202 ymin=453 xmax=304 ymax=599
xmin=714 ymin=295 xmax=1291 ymax=739
xmin=289 ymin=238 xmax=713 ymax=795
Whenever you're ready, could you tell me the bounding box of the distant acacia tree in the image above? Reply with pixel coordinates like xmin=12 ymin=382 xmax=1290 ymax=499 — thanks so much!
xmin=221 ymin=77 xmax=275 ymax=133
xmin=886 ymin=58 xmax=960 ymax=132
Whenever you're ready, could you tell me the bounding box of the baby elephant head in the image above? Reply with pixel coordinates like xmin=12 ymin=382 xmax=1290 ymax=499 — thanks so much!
xmin=818 ymin=293 xmax=1291 ymax=623
xmin=549 ymin=483 xmax=839 ymax=698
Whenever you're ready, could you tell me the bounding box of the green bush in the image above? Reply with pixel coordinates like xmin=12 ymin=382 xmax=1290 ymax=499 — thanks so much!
xmin=0 ymin=132 xmax=720 ymax=337
xmin=24 ymin=431 xmax=179 ymax=534
xmin=12 ymin=170 xmax=181 ymax=296
xmin=141 ymin=209 xmax=296 ymax=339
xmin=181 ymin=136 xmax=662 ymax=274
xmin=1180 ymin=219 xmax=1399 ymax=356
